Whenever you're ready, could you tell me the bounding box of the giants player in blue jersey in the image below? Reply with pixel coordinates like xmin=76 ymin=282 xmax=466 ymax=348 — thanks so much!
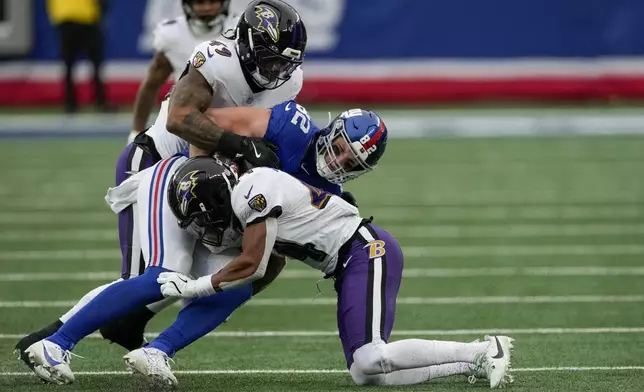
xmin=22 ymin=105 xmax=389 ymax=385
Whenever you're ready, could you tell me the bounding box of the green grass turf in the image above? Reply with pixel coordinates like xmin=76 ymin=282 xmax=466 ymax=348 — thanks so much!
xmin=0 ymin=136 xmax=643 ymax=390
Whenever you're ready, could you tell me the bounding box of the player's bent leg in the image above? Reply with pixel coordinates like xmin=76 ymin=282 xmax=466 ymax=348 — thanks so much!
xmin=337 ymin=224 xmax=514 ymax=388
xmin=14 ymin=278 xmax=121 ymax=380
xmin=42 ymin=267 xmax=169 ymax=352
xmin=124 ymin=284 xmax=252 ymax=387
xmin=99 ymin=297 xmax=178 ymax=351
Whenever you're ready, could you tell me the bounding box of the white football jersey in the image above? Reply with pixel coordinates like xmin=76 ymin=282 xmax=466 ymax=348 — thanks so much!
xmin=152 ymin=14 xmax=236 ymax=81
xmin=231 ymin=168 xmax=363 ymax=275
xmin=146 ymin=36 xmax=303 ymax=159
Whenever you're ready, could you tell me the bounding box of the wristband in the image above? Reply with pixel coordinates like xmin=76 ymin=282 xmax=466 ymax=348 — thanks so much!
xmin=194 ymin=276 xmax=217 ymax=297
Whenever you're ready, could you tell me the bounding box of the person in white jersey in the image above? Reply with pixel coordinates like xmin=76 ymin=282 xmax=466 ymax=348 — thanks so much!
xmin=14 ymin=0 xmax=306 ymax=372
xmin=130 ymin=0 xmax=234 ymax=141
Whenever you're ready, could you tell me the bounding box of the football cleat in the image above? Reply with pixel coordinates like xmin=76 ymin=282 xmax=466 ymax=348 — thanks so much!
xmin=475 ymin=335 xmax=514 ymax=388
xmin=14 ymin=332 xmax=56 ymax=383
xmin=124 ymin=347 xmax=177 ymax=388
xmin=24 ymin=340 xmax=76 ymax=384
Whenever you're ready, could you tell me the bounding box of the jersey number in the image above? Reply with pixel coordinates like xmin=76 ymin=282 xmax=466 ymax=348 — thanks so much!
xmin=274 ymin=240 xmax=327 ymax=263
xmin=301 ymin=182 xmax=331 ymax=209
xmin=208 ymin=40 xmax=232 ymax=57
xmin=291 ymin=104 xmax=311 ymax=133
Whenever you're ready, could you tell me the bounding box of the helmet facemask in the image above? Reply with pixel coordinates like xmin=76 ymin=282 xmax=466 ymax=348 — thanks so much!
xmin=315 ymin=118 xmax=376 ymax=184
xmin=238 ymin=27 xmax=302 ymax=89
xmin=183 ymin=0 xmax=228 ymax=34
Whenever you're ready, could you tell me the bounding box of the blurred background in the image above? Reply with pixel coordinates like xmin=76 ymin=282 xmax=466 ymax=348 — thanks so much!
xmin=0 ymin=1 xmax=643 ymax=388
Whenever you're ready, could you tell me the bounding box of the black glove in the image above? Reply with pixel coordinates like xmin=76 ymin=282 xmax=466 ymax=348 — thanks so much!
xmin=219 ymin=133 xmax=281 ymax=169
xmin=340 ymin=191 xmax=358 ymax=208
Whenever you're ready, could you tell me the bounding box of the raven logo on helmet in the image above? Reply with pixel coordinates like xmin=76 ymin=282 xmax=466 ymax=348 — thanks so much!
xmin=254 ymin=5 xmax=280 ymax=42
xmin=177 ymin=170 xmax=200 ymax=216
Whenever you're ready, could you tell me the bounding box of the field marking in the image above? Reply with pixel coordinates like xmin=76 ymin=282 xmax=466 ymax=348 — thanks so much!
xmin=1 ymin=205 xmax=643 ymax=224
xmin=2 ymin=327 xmax=644 ymax=340
xmin=2 ymin=367 xmax=644 ymax=377
xmin=2 ymin=295 xmax=644 ymax=308
xmin=4 ymin=266 xmax=644 ymax=282
xmin=2 ymin=244 xmax=644 ymax=261
xmin=3 ymin=223 xmax=644 ymax=242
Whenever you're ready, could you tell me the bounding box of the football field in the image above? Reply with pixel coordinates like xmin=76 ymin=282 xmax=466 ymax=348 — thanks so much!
xmin=1 ymin=136 xmax=644 ymax=391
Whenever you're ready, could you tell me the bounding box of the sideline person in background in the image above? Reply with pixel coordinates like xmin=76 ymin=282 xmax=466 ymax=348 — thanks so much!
xmin=46 ymin=0 xmax=115 ymax=113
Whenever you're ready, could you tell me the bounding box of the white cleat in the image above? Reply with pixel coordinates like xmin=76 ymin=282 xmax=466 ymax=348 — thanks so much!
xmin=124 ymin=347 xmax=178 ymax=388
xmin=478 ymin=335 xmax=514 ymax=388
xmin=24 ymin=340 xmax=75 ymax=385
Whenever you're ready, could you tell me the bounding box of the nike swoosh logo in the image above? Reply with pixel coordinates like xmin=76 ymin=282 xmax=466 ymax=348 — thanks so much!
xmin=343 ymin=255 xmax=352 ymax=268
xmin=251 ymin=142 xmax=261 ymax=158
xmin=285 ymin=102 xmax=292 ymax=111
xmin=244 ymin=185 xmax=254 ymax=199
xmin=125 ymin=170 xmax=138 ymax=175
xmin=42 ymin=343 xmax=62 ymax=366
xmin=492 ymin=336 xmax=504 ymax=359
xmin=177 ymin=276 xmax=187 ymax=283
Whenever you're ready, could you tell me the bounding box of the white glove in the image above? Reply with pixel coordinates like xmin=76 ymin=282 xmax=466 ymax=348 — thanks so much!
xmin=127 ymin=130 xmax=140 ymax=144
xmin=157 ymin=272 xmax=216 ymax=298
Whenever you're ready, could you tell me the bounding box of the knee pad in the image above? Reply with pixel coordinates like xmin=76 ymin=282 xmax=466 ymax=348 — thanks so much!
xmin=99 ymin=305 xmax=155 ymax=351
xmin=351 ymin=341 xmax=390 ymax=376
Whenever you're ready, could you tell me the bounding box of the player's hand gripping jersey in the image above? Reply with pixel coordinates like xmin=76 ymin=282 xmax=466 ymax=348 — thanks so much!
xmin=230 ymin=167 xmax=363 ymax=275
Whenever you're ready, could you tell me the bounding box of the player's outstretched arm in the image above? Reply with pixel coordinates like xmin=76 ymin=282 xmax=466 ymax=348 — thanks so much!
xmin=167 ymin=65 xmax=280 ymax=167
xmin=204 ymin=107 xmax=271 ymax=139
xmin=131 ymin=52 xmax=173 ymax=135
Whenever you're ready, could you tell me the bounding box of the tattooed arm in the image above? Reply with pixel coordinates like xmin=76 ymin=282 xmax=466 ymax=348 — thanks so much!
xmin=166 ymin=64 xmax=223 ymax=153
xmin=166 ymin=64 xmax=280 ymax=167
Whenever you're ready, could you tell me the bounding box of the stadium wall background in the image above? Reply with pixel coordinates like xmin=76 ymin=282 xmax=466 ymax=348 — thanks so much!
xmin=1 ymin=0 xmax=644 ymax=105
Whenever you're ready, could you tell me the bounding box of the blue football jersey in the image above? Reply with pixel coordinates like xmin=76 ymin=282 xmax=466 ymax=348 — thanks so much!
xmin=264 ymin=100 xmax=342 ymax=195
xmin=178 ymin=100 xmax=342 ymax=195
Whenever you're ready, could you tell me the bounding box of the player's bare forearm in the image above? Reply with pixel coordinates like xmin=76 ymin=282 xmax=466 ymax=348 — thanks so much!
xmin=132 ymin=52 xmax=172 ymax=131
xmin=211 ymin=222 xmax=268 ymax=290
xmin=166 ymin=65 xmax=226 ymax=152
xmin=210 ymin=254 xmax=260 ymax=289
xmin=252 ymin=255 xmax=286 ymax=295
xmin=132 ymin=85 xmax=162 ymax=131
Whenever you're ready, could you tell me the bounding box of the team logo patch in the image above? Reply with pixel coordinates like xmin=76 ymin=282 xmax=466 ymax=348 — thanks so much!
xmin=364 ymin=240 xmax=386 ymax=259
xmin=177 ymin=170 xmax=199 ymax=215
xmin=254 ymin=5 xmax=280 ymax=42
xmin=192 ymin=51 xmax=207 ymax=68
xmin=248 ymin=194 xmax=267 ymax=212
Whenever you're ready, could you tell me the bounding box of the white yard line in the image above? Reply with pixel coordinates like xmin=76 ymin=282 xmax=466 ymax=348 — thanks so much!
xmin=2 ymin=295 xmax=644 ymax=308
xmin=3 ymin=223 xmax=644 ymax=242
xmin=2 ymin=244 xmax=644 ymax=261
xmin=1 ymin=327 xmax=644 ymax=340
xmin=3 ymin=266 xmax=644 ymax=282
xmin=1 ymin=366 xmax=643 ymax=376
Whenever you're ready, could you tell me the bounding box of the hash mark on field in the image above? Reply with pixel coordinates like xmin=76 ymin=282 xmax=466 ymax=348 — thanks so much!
xmin=2 ymin=296 xmax=644 ymax=308
xmin=3 ymin=266 xmax=644 ymax=281
xmin=2 ymin=327 xmax=644 ymax=340
xmin=2 ymin=367 xmax=644 ymax=376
